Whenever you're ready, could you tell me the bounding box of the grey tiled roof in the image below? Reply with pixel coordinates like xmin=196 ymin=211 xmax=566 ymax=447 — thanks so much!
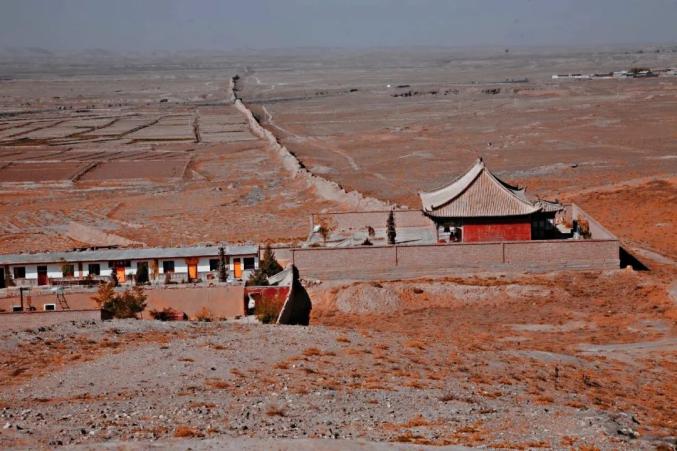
xmin=419 ymin=159 xmax=562 ymax=218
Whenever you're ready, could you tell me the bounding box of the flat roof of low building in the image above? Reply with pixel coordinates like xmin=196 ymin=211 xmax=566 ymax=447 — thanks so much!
xmin=0 ymin=245 xmax=259 ymax=266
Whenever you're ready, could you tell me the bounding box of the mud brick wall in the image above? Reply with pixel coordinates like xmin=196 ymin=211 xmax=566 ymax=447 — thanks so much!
xmin=504 ymin=240 xmax=620 ymax=271
xmin=0 ymin=310 xmax=101 ymax=332
xmin=143 ymin=286 xmax=245 ymax=320
xmin=292 ymin=246 xmax=397 ymax=275
xmin=396 ymin=243 xmax=503 ymax=269
xmin=291 ymin=239 xmax=619 ymax=279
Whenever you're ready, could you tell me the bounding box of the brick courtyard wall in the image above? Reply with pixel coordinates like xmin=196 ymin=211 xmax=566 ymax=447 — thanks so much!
xmin=291 ymin=204 xmax=619 ymax=280
xmin=143 ymin=286 xmax=245 ymax=320
xmin=292 ymin=246 xmax=397 ymax=276
xmin=397 ymin=243 xmax=503 ymax=268
xmin=1 ymin=286 xmax=246 ymax=321
xmin=0 ymin=309 xmax=101 ymax=332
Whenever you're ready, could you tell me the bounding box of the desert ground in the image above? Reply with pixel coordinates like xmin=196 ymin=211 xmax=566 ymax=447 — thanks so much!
xmin=0 ymin=265 xmax=675 ymax=449
xmin=0 ymin=47 xmax=676 ymax=449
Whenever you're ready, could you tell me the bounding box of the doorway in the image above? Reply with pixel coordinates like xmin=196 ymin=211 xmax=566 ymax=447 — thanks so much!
xmin=115 ymin=266 xmax=126 ymax=283
xmin=233 ymin=258 xmax=242 ymax=279
xmin=37 ymin=266 xmax=48 ymax=286
xmin=186 ymin=258 xmax=198 ymax=282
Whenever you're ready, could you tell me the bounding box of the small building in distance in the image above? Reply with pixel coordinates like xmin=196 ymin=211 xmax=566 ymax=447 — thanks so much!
xmin=0 ymin=245 xmax=259 ymax=289
xmin=419 ymin=158 xmax=565 ymax=243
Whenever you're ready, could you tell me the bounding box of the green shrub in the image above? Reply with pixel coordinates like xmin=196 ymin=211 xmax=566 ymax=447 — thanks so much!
xmin=255 ymin=298 xmax=281 ymax=324
xmin=97 ymin=285 xmax=147 ymax=319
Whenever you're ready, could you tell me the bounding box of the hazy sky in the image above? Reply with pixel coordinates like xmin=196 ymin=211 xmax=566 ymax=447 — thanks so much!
xmin=1 ymin=0 xmax=676 ymax=51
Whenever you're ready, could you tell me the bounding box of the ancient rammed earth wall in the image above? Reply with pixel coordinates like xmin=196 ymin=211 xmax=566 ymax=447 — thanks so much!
xmin=290 ymin=204 xmax=619 ymax=280
xmin=232 ymin=78 xmax=390 ymax=211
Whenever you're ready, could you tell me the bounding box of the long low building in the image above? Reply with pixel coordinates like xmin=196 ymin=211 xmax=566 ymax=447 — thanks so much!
xmin=0 ymin=245 xmax=259 ymax=288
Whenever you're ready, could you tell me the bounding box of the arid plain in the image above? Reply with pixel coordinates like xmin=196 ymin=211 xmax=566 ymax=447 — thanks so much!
xmin=0 ymin=48 xmax=676 ymax=449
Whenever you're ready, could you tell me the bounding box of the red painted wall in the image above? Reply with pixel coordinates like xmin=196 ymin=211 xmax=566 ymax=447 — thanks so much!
xmin=463 ymin=217 xmax=531 ymax=242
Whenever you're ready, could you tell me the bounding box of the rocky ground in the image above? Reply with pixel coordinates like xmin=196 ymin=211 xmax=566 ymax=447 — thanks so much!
xmin=0 ymin=262 xmax=675 ymax=449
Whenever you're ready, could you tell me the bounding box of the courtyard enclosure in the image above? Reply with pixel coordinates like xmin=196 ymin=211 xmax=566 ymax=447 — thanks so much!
xmin=295 ymin=204 xmax=618 ymax=279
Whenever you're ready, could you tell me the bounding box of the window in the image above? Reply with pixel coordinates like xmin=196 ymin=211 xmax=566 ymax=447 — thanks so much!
xmin=13 ymin=266 xmax=26 ymax=279
xmin=162 ymin=260 xmax=175 ymax=273
xmin=43 ymin=304 xmax=56 ymax=311
xmin=88 ymin=264 xmax=100 ymax=276
xmin=62 ymin=264 xmax=75 ymax=278
xmin=209 ymin=259 xmax=220 ymax=271
xmin=12 ymin=305 xmax=22 ymax=312
xmin=243 ymin=257 xmax=256 ymax=270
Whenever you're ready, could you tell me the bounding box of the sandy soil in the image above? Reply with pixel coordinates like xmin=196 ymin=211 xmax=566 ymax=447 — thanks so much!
xmin=0 ymin=48 xmax=675 ymax=450
xmin=0 ymin=69 xmax=341 ymax=252
xmin=238 ymin=48 xmax=677 ymax=258
xmin=0 ymin=266 xmax=674 ymax=449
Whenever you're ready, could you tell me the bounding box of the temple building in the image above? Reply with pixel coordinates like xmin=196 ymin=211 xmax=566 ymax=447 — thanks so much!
xmin=419 ymin=158 xmax=564 ymax=242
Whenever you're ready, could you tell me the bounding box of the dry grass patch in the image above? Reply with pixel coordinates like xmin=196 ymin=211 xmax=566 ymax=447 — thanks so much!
xmin=274 ymin=360 xmax=290 ymax=370
xmin=174 ymin=425 xmax=200 ymax=438
xmin=303 ymin=347 xmax=322 ymax=357
xmin=405 ymin=339 xmax=426 ymax=350
xmin=265 ymin=403 xmax=286 ymax=417
xmin=204 ymin=378 xmax=231 ymax=390
xmin=336 ymin=335 xmax=351 ymax=343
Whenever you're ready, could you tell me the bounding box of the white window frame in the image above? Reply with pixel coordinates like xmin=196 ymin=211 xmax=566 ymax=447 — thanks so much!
xmin=43 ymin=303 xmax=56 ymax=311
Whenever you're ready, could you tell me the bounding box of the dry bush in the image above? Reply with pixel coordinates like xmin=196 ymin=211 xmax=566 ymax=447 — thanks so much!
xmin=404 ymin=380 xmax=426 ymax=389
xmin=292 ymin=385 xmax=309 ymax=395
xmin=274 ymin=360 xmax=290 ymax=370
xmin=195 ymin=307 xmax=214 ymax=322
xmin=265 ymin=403 xmax=286 ymax=417
xmin=230 ymin=368 xmax=246 ymax=378
xmin=303 ymin=347 xmax=322 ymax=357
xmin=577 ymin=446 xmax=601 ymax=451
xmin=255 ymin=297 xmax=282 ymax=324
xmin=394 ymin=432 xmax=432 ymax=444
xmin=405 ymin=339 xmax=426 ymax=350
xmin=178 ymin=357 xmax=194 ymax=363
xmin=204 ymin=378 xmax=230 ymax=390
xmin=439 ymin=393 xmax=456 ymax=402
xmin=174 ymin=425 xmax=199 ymax=438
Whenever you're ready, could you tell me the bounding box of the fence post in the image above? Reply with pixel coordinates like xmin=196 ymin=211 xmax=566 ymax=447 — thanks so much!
xmin=395 ymin=246 xmax=398 ymax=266
xmin=502 ymin=242 xmax=506 ymax=264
